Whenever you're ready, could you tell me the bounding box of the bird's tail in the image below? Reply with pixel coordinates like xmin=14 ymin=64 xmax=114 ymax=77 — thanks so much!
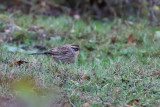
xmin=29 ymin=51 xmax=52 ymax=55
xmin=28 ymin=52 xmax=45 ymax=55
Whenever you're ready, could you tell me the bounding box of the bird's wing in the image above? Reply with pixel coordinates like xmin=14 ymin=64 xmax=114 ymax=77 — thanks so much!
xmin=47 ymin=46 xmax=72 ymax=55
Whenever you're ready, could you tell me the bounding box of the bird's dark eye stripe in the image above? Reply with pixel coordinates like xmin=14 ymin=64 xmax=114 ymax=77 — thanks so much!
xmin=72 ymin=47 xmax=79 ymax=51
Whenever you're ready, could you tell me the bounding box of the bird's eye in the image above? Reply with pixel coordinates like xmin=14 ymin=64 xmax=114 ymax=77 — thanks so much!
xmin=72 ymin=48 xmax=79 ymax=51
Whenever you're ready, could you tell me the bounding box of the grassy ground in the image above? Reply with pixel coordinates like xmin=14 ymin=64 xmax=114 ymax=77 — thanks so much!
xmin=0 ymin=13 xmax=160 ymax=106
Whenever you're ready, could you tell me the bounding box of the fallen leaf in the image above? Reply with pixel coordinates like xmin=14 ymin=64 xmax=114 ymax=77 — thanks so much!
xmin=111 ymin=37 xmax=117 ymax=44
xmin=127 ymin=99 xmax=139 ymax=106
xmin=125 ymin=20 xmax=134 ymax=26
xmin=128 ymin=34 xmax=134 ymax=43
xmin=9 ymin=60 xmax=28 ymax=67
xmin=83 ymin=102 xmax=89 ymax=107
xmin=73 ymin=14 xmax=80 ymax=20
xmin=150 ymin=72 xmax=159 ymax=77
xmin=84 ymin=46 xmax=95 ymax=51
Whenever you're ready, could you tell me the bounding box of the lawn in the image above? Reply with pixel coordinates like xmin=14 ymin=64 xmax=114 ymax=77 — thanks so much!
xmin=0 ymin=13 xmax=160 ymax=106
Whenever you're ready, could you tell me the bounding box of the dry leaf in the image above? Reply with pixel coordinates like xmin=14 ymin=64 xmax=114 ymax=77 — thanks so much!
xmin=150 ymin=73 xmax=159 ymax=77
xmin=125 ymin=20 xmax=134 ymax=26
xmin=84 ymin=46 xmax=95 ymax=51
xmin=128 ymin=34 xmax=134 ymax=43
xmin=127 ymin=99 xmax=139 ymax=106
xmin=73 ymin=14 xmax=80 ymax=20
xmin=9 ymin=60 xmax=28 ymax=67
xmin=111 ymin=37 xmax=117 ymax=44
xmin=83 ymin=102 xmax=89 ymax=107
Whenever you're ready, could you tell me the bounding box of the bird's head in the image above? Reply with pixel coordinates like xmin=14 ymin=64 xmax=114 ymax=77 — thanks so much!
xmin=71 ymin=44 xmax=80 ymax=56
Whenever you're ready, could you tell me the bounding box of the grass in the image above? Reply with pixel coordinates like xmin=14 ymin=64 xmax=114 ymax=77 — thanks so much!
xmin=0 ymin=13 xmax=160 ymax=106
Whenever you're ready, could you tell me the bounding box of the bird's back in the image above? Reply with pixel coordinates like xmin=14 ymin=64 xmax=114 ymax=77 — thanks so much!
xmin=49 ymin=45 xmax=76 ymax=64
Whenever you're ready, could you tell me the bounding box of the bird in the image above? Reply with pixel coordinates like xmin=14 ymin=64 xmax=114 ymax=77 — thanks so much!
xmin=29 ymin=44 xmax=80 ymax=64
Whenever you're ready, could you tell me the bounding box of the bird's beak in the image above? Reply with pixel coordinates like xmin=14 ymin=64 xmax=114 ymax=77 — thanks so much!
xmin=79 ymin=48 xmax=83 ymax=51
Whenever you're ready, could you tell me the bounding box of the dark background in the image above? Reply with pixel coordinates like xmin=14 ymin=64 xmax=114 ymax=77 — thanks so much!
xmin=0 ymin=0 xmax=160 ymax=23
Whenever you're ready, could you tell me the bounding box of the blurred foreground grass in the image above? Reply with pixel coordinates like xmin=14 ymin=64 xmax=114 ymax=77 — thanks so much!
xmin=0 ymin=13 xmax=160 ymax=106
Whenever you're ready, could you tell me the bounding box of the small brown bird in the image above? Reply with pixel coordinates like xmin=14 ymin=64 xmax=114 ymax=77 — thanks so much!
xmin=29 ymin=44 xmax=80 ymax=64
